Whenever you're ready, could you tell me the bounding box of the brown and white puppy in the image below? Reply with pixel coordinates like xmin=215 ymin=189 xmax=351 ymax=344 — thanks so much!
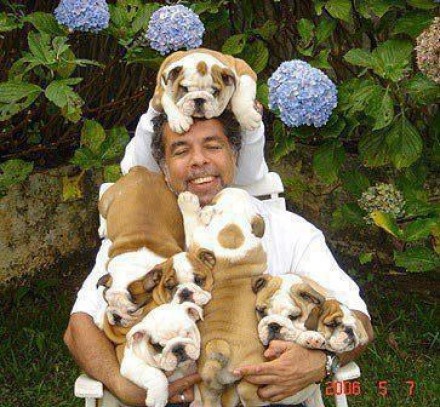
xmin=305 ymin=299 xmax=369 ymax=353
xmin=152 ymin=48 xmax=262 ymax=133
xmin=121 ymin=302 xmax=203 ymax=407
xmin=178 ymin=188 xmax=268 ymax=407
xmin=253 ymin=274 xmax=327 ymax=349
xmin=98 ymin=166 xmax=185 ymax=327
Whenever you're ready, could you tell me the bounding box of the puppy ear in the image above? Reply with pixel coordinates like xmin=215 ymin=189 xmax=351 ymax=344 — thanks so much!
xmin=293 ymin=284 xmax=325 ymax=306
xmin=166 ymin=66 xmax=183 ymax=84
xmin=251 ymin=275 xmax=271 ymax=294
xmin=305 ymin=306 xmax=321 ymax=330
xmin=221 ymin=68 xmax=236 ymax=86
xmin=142 ymin=266 xmax=163 ymax=292
xmin=251 ymin=215 xmax=265 ymax=238
xmin=197 ymin=249 xmax=216 ymax=269
xmin=96 ymin=273 xmax=112 ymax=289
xmin=182 ymin=302 xmax=204 ymax=321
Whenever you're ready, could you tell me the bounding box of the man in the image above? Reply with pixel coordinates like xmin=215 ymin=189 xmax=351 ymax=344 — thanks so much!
xmin=64 ymin=109 xmax=373 ymax=406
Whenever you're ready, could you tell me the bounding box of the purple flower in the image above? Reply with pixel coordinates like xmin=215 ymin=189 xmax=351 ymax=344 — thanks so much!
xmin=145 ymin=5 xmax=205 ymax=55
xmin=54 ymin=0 xmax=110 ymax=33
xmin=268 ymin=60 xmax=338 ymax=128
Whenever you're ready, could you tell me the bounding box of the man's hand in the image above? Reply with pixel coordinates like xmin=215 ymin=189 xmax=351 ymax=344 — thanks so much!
xmin=233 ymin=341 xmax=326 ymax=403
xmin=168 ymin=373 xmax=201 ymax=404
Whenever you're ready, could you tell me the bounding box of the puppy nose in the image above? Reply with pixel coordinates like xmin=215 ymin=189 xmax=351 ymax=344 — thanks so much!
xmin=194 ymin=98 xmax=205 ymax=108
xmin=172 ymin=345 xmax=188 ymax=362
xmin=180 ymin=288 xmax=192 ymax=301
xmin=345 ymin=327 xmax=354 ymax=337
xmin=112 ymin=314 xmax=122 ymax=325
xmin=268 ymin=323 xmax=281 ymax=333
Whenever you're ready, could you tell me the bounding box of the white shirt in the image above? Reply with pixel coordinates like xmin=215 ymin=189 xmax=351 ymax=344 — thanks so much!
xmin=71 ymin=108 xmax=369 ymax=320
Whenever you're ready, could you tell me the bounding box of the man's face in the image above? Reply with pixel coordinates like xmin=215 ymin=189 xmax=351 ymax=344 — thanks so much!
xmin=163 ymin=118 xmax=237 ymax=206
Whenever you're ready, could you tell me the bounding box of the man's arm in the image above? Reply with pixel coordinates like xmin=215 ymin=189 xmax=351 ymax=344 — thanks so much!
xmin=64 ymin=313 xmax=147 ymax=406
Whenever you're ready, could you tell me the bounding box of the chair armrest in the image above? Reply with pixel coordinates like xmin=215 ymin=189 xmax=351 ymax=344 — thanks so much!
xmin=74 ymin=374 xmax=104 ymax=399
xmin=334 ymin=361 xmax=361 ymax=381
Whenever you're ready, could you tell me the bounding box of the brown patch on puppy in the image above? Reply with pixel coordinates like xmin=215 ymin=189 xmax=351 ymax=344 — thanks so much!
xmin=253 ymin=275 xmax=283 ymax=319
xmin=304 ymin=306 xmax=322 ymax=330
xmin=211 ymin=64 xmax=235 ymax=93
xmin=251 ymin=215 xmax=265 ymax=238
xmin=197 ymin=61 xmax=208 ymax=76
xmin=97 ymin=273 xmax=112 ymax=289
xmin=218 ymin=223 xmax=245 ymax=249
xmin=290 ymin=283 xmax=325 ymax=306
xmin=152 ymin=258 xmax=179 ymax=305
xmin=309 ymin=299 xmax=344 ymax=335
xmin=166 ymin=66 xmax=183 ymax=84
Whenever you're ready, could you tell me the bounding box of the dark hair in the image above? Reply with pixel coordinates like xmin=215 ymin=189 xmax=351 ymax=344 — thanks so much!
xmin=151 ymin=110 xmax=242 ymax=166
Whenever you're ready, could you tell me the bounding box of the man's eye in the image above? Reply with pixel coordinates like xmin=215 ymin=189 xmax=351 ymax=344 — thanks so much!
xmin=174 ymin=149 xmax=188 ymax=156
xmin=152 ymin=342 xmax=164 ymax=353
xmin=206 ymin=144 xmax=222 ymax=150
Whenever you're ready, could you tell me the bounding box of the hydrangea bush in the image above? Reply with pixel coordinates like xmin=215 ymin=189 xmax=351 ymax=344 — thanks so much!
xmin=145 ymin=5 xmax=205 ymax=55
xmin=0 ymin=0 xmax=439 ymax=272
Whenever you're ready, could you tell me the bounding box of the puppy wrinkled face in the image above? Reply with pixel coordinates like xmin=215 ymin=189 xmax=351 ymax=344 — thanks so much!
xmin=164 ymin=59 xmax=236 ymax=119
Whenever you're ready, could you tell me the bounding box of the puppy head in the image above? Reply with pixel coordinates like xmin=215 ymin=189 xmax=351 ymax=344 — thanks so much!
xmin=127 ymin=302 xmax=202 ymax=372
xmin=253 ymin=275 xmax=324 ymax=344
xmin=162 ymin=58 xmax=236 ymax=119
xmin=305 ymin=300 xmax=367 ymax=353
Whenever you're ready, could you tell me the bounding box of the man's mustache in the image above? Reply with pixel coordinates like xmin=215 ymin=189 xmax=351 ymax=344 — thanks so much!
xmin=186 ymin=168 xmax=219 ymax=181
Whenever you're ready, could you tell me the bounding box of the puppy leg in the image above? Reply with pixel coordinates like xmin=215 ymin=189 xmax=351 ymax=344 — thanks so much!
xmin=178 ymin=192 xmax=204 ymax=247
xmin=230 ymin=75 xmax=261 ymax=131
xmin=221 ymin=386 xmax=240 ymax=407
xmin=162 ymin=92 xmax=193 ymax=133
xmin=236 ymin=380 xmax=265 ymax=407
xmin=200 ymin=339 xmax=231 ymax=390
xmin=303 ymin=386 xmax=325 ymax=407
xmin=198 ymin=381 xmax=222 ymax=407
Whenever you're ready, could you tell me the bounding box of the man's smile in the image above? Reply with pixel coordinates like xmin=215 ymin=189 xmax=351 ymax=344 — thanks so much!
xmin=187 ymin=175 xmax=221 ymax=192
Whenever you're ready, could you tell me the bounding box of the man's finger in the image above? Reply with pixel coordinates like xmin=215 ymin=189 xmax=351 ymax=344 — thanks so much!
xmin=257 ymin=384 xmax=286 ymax=400
xmin=233 ymin=360 xmax=278 ymax=377
xmin=168 ymin=387 xmax=194 ymax=404
xmin=168 ymin=373 xmax=201 ymax=397
xmin=241 ymin=373 xmax=278 ymax=385
xmin=264 ymin=340 xmax=291 ymax=359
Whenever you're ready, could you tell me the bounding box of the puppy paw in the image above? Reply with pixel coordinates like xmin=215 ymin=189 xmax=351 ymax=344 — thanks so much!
xmin=234 ymin=104 xmax=262 ymax=131
xmin=168 ymin=112 xmax=193 ymax=134
xmin=146 ymin=387 xmax=168 ymax=407
xmin=200 ymin=205 xmax=215 ymax=225
xmin=178 ymin=192 xmax=200 ymax=213
xmin=298 ymin=331 xmax=326 ymax=349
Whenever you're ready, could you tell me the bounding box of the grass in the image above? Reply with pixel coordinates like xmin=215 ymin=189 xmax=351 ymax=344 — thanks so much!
xmin=0 ymin=251 xmax=438 ymax=407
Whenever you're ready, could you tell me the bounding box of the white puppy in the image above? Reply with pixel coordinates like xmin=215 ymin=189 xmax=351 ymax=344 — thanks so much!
xmin=121 ymin=302 xmax=203 ymax=407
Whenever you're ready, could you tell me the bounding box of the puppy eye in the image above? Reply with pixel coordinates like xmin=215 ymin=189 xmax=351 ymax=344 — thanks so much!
xmin=212 ymin=88 xmax=220 ymax=96
xmin=152 ymin=342 xmax=164 ymax=353
xmin=165 ymin=281 xmax=176 ymax=289
xmin=288 ymin=314 xmax=299 ymax=321
xmin=180 ymin=85 xmax=189 ymax=93
xmin=256 ymin=307 xmax=266 ymax=317
xmin=194 ymin=275 xmax=205 ymax=286
xmin=325 ymin=321 xmax=340 ymax=328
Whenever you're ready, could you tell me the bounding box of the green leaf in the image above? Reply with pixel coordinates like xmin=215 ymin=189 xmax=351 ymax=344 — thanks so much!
xmin=24 ymin=12 xmax=66 ymax=36
xmin=393 ymin=11 xmax=433 ymax=37
xmin=326 ymin=0 xmax=352 ymax=23
xmin=45 ymin=79 xmax=83 ymax=122
xmin=310 ymin=49 xmax=332 ymax=70
xmin=297 ymin=18 xmax=315 ymax=44
xmin=359 ymin=130 xmax=390 ymax=168
xmin=256 ymin=82 xmax=269 ymax=108
xmin=406 ymin=0 xmax=437 ymax=10
xmin=371 ymin=211 xmax=403 ymax=238
xmin=319 ymin=114 xmax=345 ymax=138
xmin=370 ymin=39 xmax=413 ymax=82
xmin=359 ymin=252 xmax=373 ymax=265
xmin=313 ymin=140 xmax=346 ymax=184
xmin=405 ymin=200 xmax=440 ymax=217
xmin=331 ymin=203 xmax=365 ymax=229
xmin=70 ymin=147 xmax=101 ymax=171
xmin=386 ymin=116 xmax=423 ymax=169
xmin=222 ymin=34 xmax=247 ymax=55
xmin=81 ymin=120 xmax=106 ymax=154
xmin=365 ymin=87 xmax=394 ymax=131
xmin=0 ymin=12 xmax=22 ymax=32
xmin=104 ymin=165 xmax=122 ymax=183
xmin=359 ymin=0 xmax=398 ymax=18
xmin=0 ymin=159 xmax=34 ymax=194
xmin=315 ymin=19 xmax=336 ymax=45
xmin=273 ymin=120 xmax=295 ymax=162
xmin=101 ymin=126 xmax=130 ymax=161
xmin=403 ymin=218 xmax=439 ymax=242
xmin=394 ymin=247 xmax=440 ymax=272
xmin=340 ymin=170 xmax=371 ymax=198
xmin=240 ymin=40 xmax=269 ymax=74
xmin=62 ymin=174 xmax=83 ymax=201
xmin=255 ymin=20 xmax=278 ymax=41
xmin=27 ymin=32 xmax=55 ymax=65
xmin=343 ymin=49 xmax=372 ymax=68
xmin=0 ymin=81 xmax=42 ymax=121
xmin=401 ymin=73 xmax=440 ymax=106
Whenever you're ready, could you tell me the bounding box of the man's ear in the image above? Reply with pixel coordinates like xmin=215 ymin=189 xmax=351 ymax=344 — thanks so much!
xmin=142 ymin=266 xmax=163 ymax=292
xmin=198 ymin=249 xmax=216 ymax=269
xmin=96 ymin=274 xmax=112 ymax=289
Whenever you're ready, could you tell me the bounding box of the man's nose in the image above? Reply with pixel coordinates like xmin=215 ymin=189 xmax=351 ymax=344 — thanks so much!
xmin=190 ymin=147 xmax=209 ymax=167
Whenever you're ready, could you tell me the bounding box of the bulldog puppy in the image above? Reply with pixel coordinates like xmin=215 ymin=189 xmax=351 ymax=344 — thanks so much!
xmin=121 ymin=302 xmax=203 ymax=407
xmin=253 ymin=274 xmax=327 ymax=349
xmin=98 ymin=166 xmax=185 ymax=326
xmin=152 ymin=48 xmax=262 ymax=133
xmin=305 ymin=299 xmax=369 ymax=353
xmin=178 ymin=188 xmax=268 ymax=407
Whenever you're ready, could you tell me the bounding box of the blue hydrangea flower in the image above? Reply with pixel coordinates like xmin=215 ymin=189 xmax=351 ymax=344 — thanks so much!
xmin=145 ymin=5 xmax=205 ymax=55
xmin=268 ymin=60 xmax=338 ymax=128
xmin=54 ymin=0 xmax=110 ymax=33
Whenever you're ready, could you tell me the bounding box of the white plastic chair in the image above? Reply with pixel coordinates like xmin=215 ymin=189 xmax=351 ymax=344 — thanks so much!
xmin=75 ymin=172 xmax=361 ymax=406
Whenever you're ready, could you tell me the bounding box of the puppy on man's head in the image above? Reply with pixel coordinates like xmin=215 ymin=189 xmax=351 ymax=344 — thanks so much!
xmin=152 ymin=48 xmax=262 ymax=133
